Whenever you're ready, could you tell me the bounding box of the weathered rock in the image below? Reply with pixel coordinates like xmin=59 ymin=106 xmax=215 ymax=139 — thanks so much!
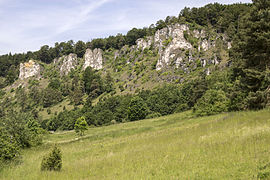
xmin=205 ymin=68 xmax=211 ymax=75
xmin=201 ymin=59 xmax=207 ymax=67
xmin=83 ymin=48 xmax=103 ymax=70
xmin=136 ymin=37 xmax=152 ymax=50
xmin=175 ymin=57 xmax=183 ymax=68
xmin=227 ymin=42 xmax=232 ymax=49
xmin=19 ymin=60 xmax=42 ymax=80
xmin=54 ymin=53 xmax=78 ymax=76
xmin=201 ymin=39 xmax=210 ymax=51
xmin=155 ymin=24 xmax=193 ymax=70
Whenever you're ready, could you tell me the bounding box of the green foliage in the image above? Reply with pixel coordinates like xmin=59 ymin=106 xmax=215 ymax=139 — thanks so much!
xmin=128 ymin=96 xmax=148 ymax=121
xmin=104 ymin=72 xmax=114 ymax=93
xmin=0 ymin=128 xmax=19 ymax=161
xmin=126 ymin=28 xmax=147 ymax=46
xmin=179 ymin=3 xmax=251 ymax=37
xmin=244 ymin=91 xmax=267 ymax=110
xmin=45 ymin=108 xmax=82 ymax=131
xmin=180 ymin=74 xmax=208 ymax=108
xmin=145 ymin=112 xmax=161 ymax=119
xmin=74 ymin=117 xmax=88 ymax=136
xmin=134 ymin=62 xmax=146 ymax=75
xmin=174 ymin=103 xmax=189 ymax=113
xmin=74 ymin=40 xmax=86 ymax=58
xmin=1 ymin=111 xmax=42 ymax=148
xmin=48 ymin=78 xmax=61 ymax=90
xmin=41 ymin=145 xmax=62 ymax=171
xmin=193 ymin=89 xmax=229 ymax=116
xmin=70 ymin=82 xmax=84 ymax=105
xmin=0 ymin=111 xmax=43 ymax=163
xmin=230 ymin=0 xmax=270 ymax=110
xmin=83 ymin=67 xmax=105 ymax=98
xmin=39 ymin=45 xmax=51 ymax=64
xmin=42 ymin=87 xmax=63 ymax=108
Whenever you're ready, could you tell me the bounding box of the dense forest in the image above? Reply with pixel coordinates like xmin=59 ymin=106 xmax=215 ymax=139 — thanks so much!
xmin=1 ymin=0 xmax=270 ymax=167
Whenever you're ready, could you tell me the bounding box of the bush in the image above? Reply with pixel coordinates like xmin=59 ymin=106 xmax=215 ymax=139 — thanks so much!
xmin=128 ymin=96 xmax=148 ymax=121
xmin=193 ymin=89 xmax=229 ymax=116
xmin=41 ymin=145 xmax=62 ymax=171
xmin=244 ymin=91 xmax=267 ymax=110
xmin=145 ymin=112 xmax=161 ymax=119
xmin=174 ymin=103 xmax=189 ymax=113
xmin=74 ymin=116 xmax=88 ymax=136
xmin=0 ymin=129 xmax=19 ymax=161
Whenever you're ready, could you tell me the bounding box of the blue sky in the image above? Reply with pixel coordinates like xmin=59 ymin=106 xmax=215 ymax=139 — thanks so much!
xmin=0 ymin=0 xmax=252 ymax=55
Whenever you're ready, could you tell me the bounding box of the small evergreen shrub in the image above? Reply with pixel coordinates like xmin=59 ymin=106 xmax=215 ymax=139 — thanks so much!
xmin=41 ymin=145 xmax=62 ymax=171
xmin=74 ymin=116 xmax=88 ymax=136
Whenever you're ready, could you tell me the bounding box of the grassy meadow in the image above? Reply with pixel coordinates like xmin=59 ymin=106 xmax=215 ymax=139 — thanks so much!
xmin=1 ymin=109 xmax=270 ymax=179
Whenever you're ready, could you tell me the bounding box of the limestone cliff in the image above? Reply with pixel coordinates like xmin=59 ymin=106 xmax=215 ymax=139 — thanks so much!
xmin=136 ymin=37 xmax=153 ymax=50
xmin=54 ymin=53 xmax=78 ymax=76
xmin=155 ymin=24 xmax=193 ymax=70
xmin=19 ymin=60 xmax=42 ymax=80
xmin=83 ymin=48 xmax=103 ymax=70
xmin=131 ymin=23 xmax=229 ymax=72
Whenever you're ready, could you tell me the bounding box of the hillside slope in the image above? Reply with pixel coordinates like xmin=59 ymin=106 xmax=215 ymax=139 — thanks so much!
xmin=1 ymin=109 xmax=270 ymax=179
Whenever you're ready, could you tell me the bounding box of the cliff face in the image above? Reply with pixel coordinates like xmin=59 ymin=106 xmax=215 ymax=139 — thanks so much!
xmin=54 ymin=53 xmax=78 ymax=76
xmin=17 ymin=23 xmax=230 ymax=84
xmin=154 ymin=24 xmax=193 ymax=70
xmin=19 ymin=60 xmax=42 ymax=80
xmin=83 ymin=48 xmax=103 ymax=70
xmin=132 ymin=23 xmax=230 ymax=72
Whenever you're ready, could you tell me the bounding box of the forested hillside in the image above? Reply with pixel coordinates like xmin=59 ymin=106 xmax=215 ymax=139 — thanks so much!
xmin=0 ymin=0 xmax=269 ymax=168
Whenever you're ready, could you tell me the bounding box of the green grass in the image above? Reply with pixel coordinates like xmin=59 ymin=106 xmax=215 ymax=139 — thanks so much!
xmin=1 ymin=109 xmax=270 ymax=179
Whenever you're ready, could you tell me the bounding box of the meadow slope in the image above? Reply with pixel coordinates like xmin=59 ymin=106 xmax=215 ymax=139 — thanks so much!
xmin=1 ymin=109 xmax=270 ymax=179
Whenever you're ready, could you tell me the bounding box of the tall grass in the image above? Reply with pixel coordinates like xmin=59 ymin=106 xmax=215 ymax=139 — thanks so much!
xmin=1 ymin=109 xmax=270 ymax=179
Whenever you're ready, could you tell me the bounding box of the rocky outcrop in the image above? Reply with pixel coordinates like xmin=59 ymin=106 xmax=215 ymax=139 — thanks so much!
xmin=201 ymin=39 xmax=210 ymax=51
xmin=83 ymin=48 xmax=103 ymax=70
xmin=227 ymin=42 xmax=232 ymax=49
xmin=136 ymin=37 xmax=152 ymax=50
xmin=19 ymin=60 xmax=42 ymax=80
xmin=54 ymin=53 xmax=78 ymax=76
xmin=116 ymin=23 xmax=230 ymax=74
xmin=155 ymin=24 xmax=193 ymax=70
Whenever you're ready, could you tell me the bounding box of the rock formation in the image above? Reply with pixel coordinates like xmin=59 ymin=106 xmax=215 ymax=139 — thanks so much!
xmin=111 ymin=23 xmax=230 ymax=74
xmin=54 ymin=53 xmax=78 ymax=76
xmin=136 ymin=37 xmax=153 ymax=50
xmin=83 ymin=48 xmax=103 ymax=70
xmin=19 ymin=60 xmax=42 ymax=80
xmin=155 ymin=24 xmax=193 ymax=70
